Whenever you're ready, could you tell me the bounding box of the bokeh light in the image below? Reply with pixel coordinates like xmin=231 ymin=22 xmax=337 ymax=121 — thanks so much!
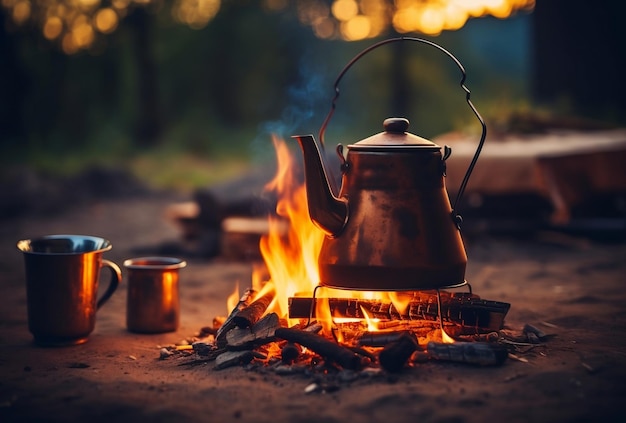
xmin=295 ymin=0 xmax=535 ymax=40
xmin=172 ymin=0 xmax=221 ymax=30
xmin=0 ymin=0 xmax=535 ymax=54
xmin=0 ymin=0 xmax=222 ymax=54
xmin=94 ymin=8 xmax=119 ymax=34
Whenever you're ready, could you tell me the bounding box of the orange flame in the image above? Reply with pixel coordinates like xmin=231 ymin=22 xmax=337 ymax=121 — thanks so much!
xmin=226 ymin=282 xmax=240 ymax=314
xmin=257 ymin=135 xmax=325 ymax=323
xmin=361 ymin=306 xmax=379 ymax=332
xmin=441 ymin=327 xmax=456 ymax=344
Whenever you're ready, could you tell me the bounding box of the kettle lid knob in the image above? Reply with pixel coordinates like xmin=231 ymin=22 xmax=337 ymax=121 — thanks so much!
xmin=383 ymin=118 xmax=409 ymax=133
xmin=351 ymin=117 xmax=439 ymax=149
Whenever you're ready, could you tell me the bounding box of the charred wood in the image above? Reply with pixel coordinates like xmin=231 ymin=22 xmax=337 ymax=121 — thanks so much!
xmin=191 ymin=341 xmax=214 ymax=356
xmin=281 ymin=343 xmax=302 ymax=364
xmin=378 ymin=332 xmax=418 ymax=373
xmin=356 ymin=330 xmax=414 ymax=348
xmin=226 ymin=312 xmax=280 ymax=350
xmin=233 ymin=288 xmax=276 ymax=328
xmin=288 ymin=293 xmax=510 ymax=333
xmin=275 ymin=327 xmax=363 ymax=371
xmin=214 ymin=350 xmax=255 ymax=370
xmin=348 ymin=346 xmax=377 ymax=362
xmin=458 ymin=332 xmax=500 ymax=343
xmin=215 ymin=287 xmax=255 ymax=347
xmin=426 ymin=341 xmax=508 ymax=366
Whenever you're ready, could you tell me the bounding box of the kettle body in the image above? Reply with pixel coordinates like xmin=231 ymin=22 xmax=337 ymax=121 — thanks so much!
xmin=319 ymin=143 xmax=466 ymax=291
xmin=295 ymin=118 xmax=467 ymax=291
xmin=293 ymin=37 xmax=486 ymax=291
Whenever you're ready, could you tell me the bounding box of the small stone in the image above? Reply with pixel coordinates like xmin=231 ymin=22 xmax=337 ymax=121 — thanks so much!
xmin=192 ymin=342 xmax=214 ymax=356
xmin=159 ymin=348 xmax=174 ymax=359
xmin=304 ymin=383 xmax=319 ymax=394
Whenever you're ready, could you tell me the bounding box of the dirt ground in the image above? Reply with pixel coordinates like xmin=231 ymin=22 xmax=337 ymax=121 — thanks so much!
xmin=1 ymin=190 xmax=625 ymax=423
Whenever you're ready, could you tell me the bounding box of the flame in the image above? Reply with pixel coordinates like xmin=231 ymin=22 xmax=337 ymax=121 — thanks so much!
xmin=246 ymin=136 xmax=462 ymax=344
xmin=257 ymin=135 xmax=325 ymax=323
xmin=361 ymin=306 xmax=379 ymax=332
xmin=226 ymin=282 xmax=240 ymax=314
xmin=255 ymin=136 xmax=396 ymax=332
xmin=388 ymin=291 xmax=412 ymax=317
xmin=441 ymin=327 xmax=456 ymax=344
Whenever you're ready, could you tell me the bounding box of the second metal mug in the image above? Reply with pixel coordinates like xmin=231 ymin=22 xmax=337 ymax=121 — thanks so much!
xmin=124 ymin=257 xmax=186 ymax=333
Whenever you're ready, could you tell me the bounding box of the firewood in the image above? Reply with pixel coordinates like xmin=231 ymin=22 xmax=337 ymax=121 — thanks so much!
xmin=214 ymin=350 xmax=255 ymax=370
xmin=378 ymin=332 xmax=418 ymax=373
xmin=288 ymin=293 xmax=510 ymax=333
xmin=426 ymin=341 xmax=508 ymax=366
xmin=233 ymin=287 xmax=276 ymax=328
xmin=370 ymin=320 xmax=461 ymax=337
xmin=226 ymin=312 xmax=280 ymax=350
xmin=523 ymin=323 xmax=549 ymax=341
xmin=274 ymin=327 xmax=363 ymax=371
xmin=356 ymin=330 xmax=414 ymax=348
xmin=281 ymin=343 xmax=302 ymax=364
xmin=215 ymin=287 xmax=255 ymax=347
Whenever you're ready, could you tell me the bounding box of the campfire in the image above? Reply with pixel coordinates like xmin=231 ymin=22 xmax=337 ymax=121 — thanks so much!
xmin=161 ymin=136 xmax=525 ymax=376
xmin=156 ymin=37 xmax=556 ymax=381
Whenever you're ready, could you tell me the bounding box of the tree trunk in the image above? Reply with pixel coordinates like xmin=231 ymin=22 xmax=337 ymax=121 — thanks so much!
xmin=128 ymin=7 xmax=161 ymax=146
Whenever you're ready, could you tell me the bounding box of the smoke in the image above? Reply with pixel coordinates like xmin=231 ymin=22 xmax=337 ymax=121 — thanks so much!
xmin=250 ymin=55 xmax=330 ymax=163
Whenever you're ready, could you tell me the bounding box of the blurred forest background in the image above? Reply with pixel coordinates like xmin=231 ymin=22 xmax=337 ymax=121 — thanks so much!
xmin=1 ymin=0 xmax=624 ymax=196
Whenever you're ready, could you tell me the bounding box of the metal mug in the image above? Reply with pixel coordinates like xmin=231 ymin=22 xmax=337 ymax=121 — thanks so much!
xmin=17 ymin=234 xmax=122 ymax=347
xmin=124 ymin=257 xmax=186 ymax=333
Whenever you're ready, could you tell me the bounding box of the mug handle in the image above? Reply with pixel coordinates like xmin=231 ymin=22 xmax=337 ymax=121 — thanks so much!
xmin=97 ymin=259 xmax=122 ymax=309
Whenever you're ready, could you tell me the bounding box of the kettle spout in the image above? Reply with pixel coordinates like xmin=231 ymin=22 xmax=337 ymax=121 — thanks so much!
xmin=292 ymin=135 xmax=348 ymax=237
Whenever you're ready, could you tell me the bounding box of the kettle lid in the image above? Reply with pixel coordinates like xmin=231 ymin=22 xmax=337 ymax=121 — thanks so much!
xmin=350 ymin=118 xmax=440 ymax=150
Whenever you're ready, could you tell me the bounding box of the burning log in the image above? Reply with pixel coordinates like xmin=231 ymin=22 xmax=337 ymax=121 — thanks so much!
xmin=426 ymin=341 xmax=508 ymax=366
xmin=288 ymin=292 xmax=510 ymax=333
xmin=378 ymin=332 xmax=418 ymax=373
xmin=274 ymin=327 xmax=363 ymax=371
xmin=225 ymin=312 xmax=280 ymax=350
xmin=215 ymin=287 xmax=255 ymax=347
xmin=233 ymin=287 xmax=276 ymax=328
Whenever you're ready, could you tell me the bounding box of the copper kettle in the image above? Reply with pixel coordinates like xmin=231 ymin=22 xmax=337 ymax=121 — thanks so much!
xmin=293 ymin=37 xmax=486 ymax=291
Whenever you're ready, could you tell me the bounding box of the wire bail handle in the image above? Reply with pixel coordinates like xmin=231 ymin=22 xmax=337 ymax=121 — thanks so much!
xmin=318 ymin=36 xmax=487 ymax=223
